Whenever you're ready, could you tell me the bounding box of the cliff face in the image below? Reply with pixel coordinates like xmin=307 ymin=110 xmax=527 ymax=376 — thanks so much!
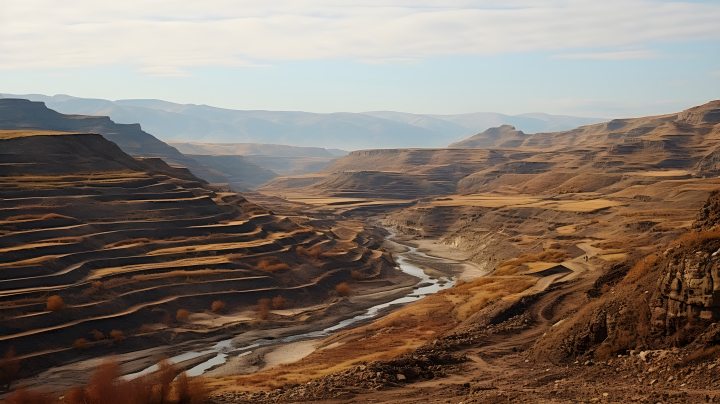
xmin=651 ymin=191 xmax=720 ymax=335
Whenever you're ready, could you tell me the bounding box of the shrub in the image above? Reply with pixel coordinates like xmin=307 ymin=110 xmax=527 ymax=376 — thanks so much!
xmin=297 ymin=246 xmax=325 ymax=259
xmin=91 ymin=281 xmax=103 ymax=290
xmin=109 ymin=330 xmax=125 ymax=343
xmin=73 ymin=338 xmax=88 ymax=350
xmin=272 ymin=296 xmax=287 ymax=310
xmin=350 ymin=270 xmax=364 ymax=281
xmin=2 ymin=388 xmax=54 ymax=404
xmin=258 ymin=298 xmax=271 ymax=320
xmin=46 ymin=295 xmax=65 ymax=312
xmin=175 ymin=372 xmax=208 ymax=404
xmin=211 ymin=300 xmax=226 ymax=313
xmin=157 ymin=359 xmax=175 ymax=403
xmin=255 ymin=258 xmax=291 ymax=272
xmin=91 ymin=330 xmax=105 ymax=341
xmin=176 ymin=309 xmax=190 ymax=320
xmin=0 ymin=347 xmax=20 ymax=389
xmin=336 ymin=282 xmax=350 ymax=296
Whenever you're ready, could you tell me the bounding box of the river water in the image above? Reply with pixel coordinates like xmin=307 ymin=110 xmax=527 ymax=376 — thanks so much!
xmin=124 ymin=236 xmax=456 ymax=379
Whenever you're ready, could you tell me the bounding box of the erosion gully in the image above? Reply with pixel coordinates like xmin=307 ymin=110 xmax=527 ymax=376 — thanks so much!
xmin=124 ymin=231 xmax=458 ymax=380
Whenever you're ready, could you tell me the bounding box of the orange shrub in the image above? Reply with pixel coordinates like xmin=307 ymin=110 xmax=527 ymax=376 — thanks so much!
xmin=46 ymin=295 xmax=65 ymax=312
xmin=91 ymin=330 xmax=105 ymax=341
xmin=175 ymin=372 xmax=209 ymax=404
xmin=258 ymin=298 xmax=271 ymax=320
xmin=73 ymin=338 xmax=88 ymax=350
xmin=255 ymin=258 xmax=291 ymax=272
xmin=297 ymin=246 xmax=325 ymax=259
xmin=109 ymin=330 xmax=125 ymax=343
xmin=272 ymin=295 xmax=287 ymax=310
xmin=336 ymin=282 xmax=350 ymax=296
xmin=350 ymin=270 xmax=364 ymax=280
xmin=2 ymin=387 xmax=54 ymax=404
xmin=91 ymin=281 xmax=103 ymax=290
xmin=176 ymin=309 xmax=190 ymax=320
xmin=211 ymin=300 xmax=226 ymax=313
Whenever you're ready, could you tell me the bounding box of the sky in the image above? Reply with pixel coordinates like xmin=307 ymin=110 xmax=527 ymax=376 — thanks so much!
xmin=1 ymin=0 xmax=719 ymax=118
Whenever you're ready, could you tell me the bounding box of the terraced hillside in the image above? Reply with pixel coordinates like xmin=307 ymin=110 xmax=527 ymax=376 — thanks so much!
xmin=0 ymin=130 xmax=400 ymax=385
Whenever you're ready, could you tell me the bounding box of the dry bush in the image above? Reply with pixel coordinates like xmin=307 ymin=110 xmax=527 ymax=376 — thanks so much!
xmin=495 ymin=249 xmax=570 ymax=275
xmin=109 ymin=330 xmax=125 ymax=343
xmin=46 ymin=295 xmax=65 ymax=312
xmin=73 ymin=338 xmax=88 ymax=350
xmin=139 ymin=324 xmax=155 ymax=333
xmin=0 ymin=347 xmax=20 ymax=389
xmin=272 ymin=295 xmax=287 ymax=310
xmin=2 ymin=387 xmax=54 ymax=404
xmin=175 ymin=372 xmax=208 ymax=404
xmin=258 ymin=298 xmax=271 ymax=320
xmin=91 ymin=330 xmax=105 ymax=341
xmin=176 ymin=309 xmax=190 ymax=321
xmin=297 ymin=246 xmax=325 ymax=259
xmin=255 ymin=258 xmax=290 ymax=272
xmin=350 ymin=270 xmax=364 ymax=281
xmin=336 ymin=282 xmax=350 ymax=296
xmin=91 ymin=281 xmax=103 ymax=290
xmin=157 ymin=359 xmax=175 ymax=403
xmin=211 ymin=300 xmax=226 ymax=313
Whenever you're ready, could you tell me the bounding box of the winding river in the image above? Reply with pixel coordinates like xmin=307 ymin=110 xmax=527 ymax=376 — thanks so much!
xmin=124 ymin=236 xmax=456 ymax=380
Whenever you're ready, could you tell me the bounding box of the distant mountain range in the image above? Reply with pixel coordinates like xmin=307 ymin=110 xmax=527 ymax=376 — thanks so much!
xmin=5 ymin=94 xmax=607 ymax=150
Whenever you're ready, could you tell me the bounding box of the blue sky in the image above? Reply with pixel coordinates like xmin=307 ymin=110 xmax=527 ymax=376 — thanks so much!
xmin=1 ymin=0 xmax=719 ymax=118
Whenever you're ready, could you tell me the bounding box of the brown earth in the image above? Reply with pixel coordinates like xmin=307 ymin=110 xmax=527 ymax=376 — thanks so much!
xmin=0 ymin=130 xmax=408 ymax=394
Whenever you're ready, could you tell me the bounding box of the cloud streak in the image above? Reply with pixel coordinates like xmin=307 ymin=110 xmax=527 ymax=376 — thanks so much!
xmin=1 ymin=0 xmax=719 ymax=72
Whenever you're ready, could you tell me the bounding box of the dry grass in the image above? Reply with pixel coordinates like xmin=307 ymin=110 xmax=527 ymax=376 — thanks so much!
xmin=0 ymin=129 xmax=75 ymax=140
xmin=335 ymin=282 xmax=350 ymax=296
xmin=623 ymin=253 xmax=661 ymax=283
xmin=91 ymin=330 xmax=105 ymax=341
xmin=211 ymin=300 xmax=226 ymax=313
xmin=228 ymin=276 xmax=536 ymax=391
xmin=350 ymin=270 xmax=364 ymax=280
xmin=46 ymin=295 xmax=65 ymax=312
xmin=176 ymin=309 xmax=190 ymax=321
xmin=495 ymin=250 xmax=570 ymax=275
xmin=255 ymin=258 xmax=291 ymax=272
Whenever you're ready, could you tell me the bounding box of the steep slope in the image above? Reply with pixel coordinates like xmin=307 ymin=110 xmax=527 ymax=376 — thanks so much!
xmin=0 ymin=130 xmax=402 ymax=389
xmin=0 ymin=98 xmax=222 ymax=184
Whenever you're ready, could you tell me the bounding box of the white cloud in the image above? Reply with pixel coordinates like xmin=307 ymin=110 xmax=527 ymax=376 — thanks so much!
xmin=1 ymin=0 xmax=719 ymax=72
xmin=553 ymin=50 xmax=662 ymax=60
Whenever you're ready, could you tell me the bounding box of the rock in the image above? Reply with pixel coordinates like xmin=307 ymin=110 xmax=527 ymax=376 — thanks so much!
xmin=397 ymin=374 xmax=406 ymax=381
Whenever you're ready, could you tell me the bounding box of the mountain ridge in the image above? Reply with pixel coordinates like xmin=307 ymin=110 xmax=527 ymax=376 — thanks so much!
xmin=6 ymin=93 xmax=607 ymax=150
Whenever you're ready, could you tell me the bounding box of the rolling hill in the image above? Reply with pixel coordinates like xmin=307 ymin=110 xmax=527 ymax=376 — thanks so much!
xmin=5 ymin=94 xmax=606 ymax=150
